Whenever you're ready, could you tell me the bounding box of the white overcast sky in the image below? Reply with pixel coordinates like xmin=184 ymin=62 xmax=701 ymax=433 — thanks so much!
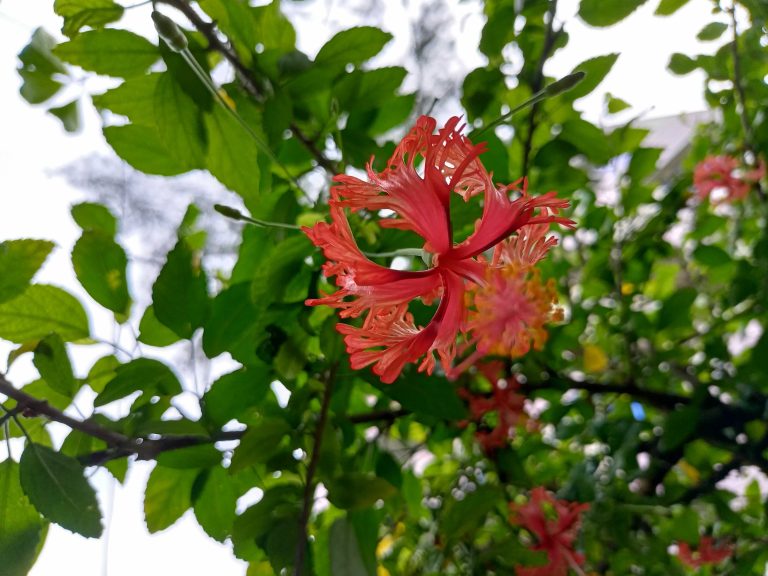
xmin=0 ymin=1 xmax=727 ymax=575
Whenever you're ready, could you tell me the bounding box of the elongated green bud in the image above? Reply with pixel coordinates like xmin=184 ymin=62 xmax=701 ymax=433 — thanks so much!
xmin=152 ymin=11 xmax=188 ymax=52
xmin=214 ymin=204 xmax=246 ymax=221
xmin=544 ymin=71 xmax=586 ymax=96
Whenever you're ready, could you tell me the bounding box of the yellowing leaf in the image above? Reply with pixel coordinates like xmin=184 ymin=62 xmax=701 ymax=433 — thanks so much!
xmin=677 ymin=460 xmax=700 ymax=483
xmin=583 ymin=344 xmax=609 ymax=373
xmin=376 ymin=534 xmax=394 ymax=558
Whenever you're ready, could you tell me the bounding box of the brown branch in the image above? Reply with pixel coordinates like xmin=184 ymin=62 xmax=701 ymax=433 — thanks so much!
xmin=294 ymin=364 xmax=337 ymax=576
xmin=157 ymin=0 xmax=339 ymax=175
xmin=0 ymin=372 xmax=135 ymax=448
xmin=1 ymin=371 xmax=245 ymax=465
xmin=290 ymin=122 xmax=340 ymax=174
xmin=78 ymin=430 xmax=245 ymax=466
xmin=521 ymin=0 xmax=562 ymax=174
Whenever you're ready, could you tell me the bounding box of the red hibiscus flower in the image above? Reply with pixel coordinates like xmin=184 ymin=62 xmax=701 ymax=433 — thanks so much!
xmin=693 ymin=155 xmax=765 ymax=203
xmin=677 ymin=536 xmax=733 ymax=568
xmin=304 ymin=116 xmax=573 ymax=383
xmin=510 ymin=487 xmax=589 ymax=576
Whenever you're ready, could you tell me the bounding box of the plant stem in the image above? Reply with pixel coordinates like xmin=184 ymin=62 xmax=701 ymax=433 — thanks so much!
xmin=294 ymin=364 xmax=337 ymax=576
xmin=728 ymin=2 xmax=765 ymax=199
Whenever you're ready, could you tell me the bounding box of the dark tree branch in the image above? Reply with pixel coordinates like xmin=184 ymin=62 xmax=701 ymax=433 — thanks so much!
xmin=156 ymin=0 xmax=340 ymax=175
xmin=0 ymin=371 xmax=248 ymax=465
xmin=523 ymin=370 xmax=690 ymax=410
xmin=347 ymin=408 xmax=410 ymax=424
xmin=294 ymin=364 xmax=337 ymax=576
xmin=0 ymin=373 xmax=135 ymax=448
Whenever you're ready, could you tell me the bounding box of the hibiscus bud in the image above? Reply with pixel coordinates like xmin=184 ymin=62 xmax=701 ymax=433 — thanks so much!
xmin=214 ymin=204 xmax=246 ymax=221
xmin=545 ymin=71 xmax=586 ymax=97
xmin=152 ymin=11 xmax=188 ymax=52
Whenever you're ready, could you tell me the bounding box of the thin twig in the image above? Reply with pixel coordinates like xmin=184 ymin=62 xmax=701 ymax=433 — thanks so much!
xmin=521 ymin=0 xmax=561 ymax=174
xmin=294 ymin=364 xmax=337 ymax=576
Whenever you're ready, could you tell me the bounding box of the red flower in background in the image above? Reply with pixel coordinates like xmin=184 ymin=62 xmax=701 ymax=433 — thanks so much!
xmin=677 ymin=537 xmax=733 ymax=568
xmin=460 ymin=364 xmax=531 ymax=453
xmin=510 ymin=487 xmax=589 ymax=576
xmin=693 ymin=155 xmax=765 ymax=203
xmin=304 ymin=116 xmax=573 ymax=383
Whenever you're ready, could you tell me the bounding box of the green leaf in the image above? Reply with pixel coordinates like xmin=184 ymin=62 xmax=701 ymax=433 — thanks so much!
xmin=84 ymin=354 xmax=120 ymax=393
xmin=54 ymin=29 xmax=158 ymax=77
xmin=18 ymin=28 xmax=67 ymax=105
xmin=373 ymin=372 xmax=466 ymax=420
xmin=668 ymin=53 xmax=698 ymax=75
xmin=144 ymin=465 xmax=198 ymax=533
xmin=54 ymin=0 xmax=124 ymax=37
xmin=329 ymin=517 xmax=373 ymax=576
xmin=0 ymin=239 xmax=55 ymax=304
xmin=693 ymin=245 xmax=731 ymax=267
xmin=579 ymin=0 xmax=648 ymax=26
xmin=659 ymin=407 xmax=699 ymax=452
xmin=669 ymin=508 xmax=699 ymax=543
xmin=156 ymin=445 xmax=222 ymax=470
xmin=19 ymin=444 xmax=102 ymax=538
xmin=0 ymin=285 xmax=89 ymax=343
xmin=33 ymin=333 xmax=76 ymax=397
xmin=606 ymin=93 xmax=631 ymax=114
xmin=655 ymin=0 xmax=691 ymax=16
xmin=202 ymin=366 xmax=271 ymax=428
xmin=138 ymin=305 xmax=181 ymax=347
xmin=326 ymin=474 xmax=396 ymax=510
xmin=233 ymin=485 xmax=302 ymax=546
xmin=0 ymin=460 xmax=46 ymax=576
xmin=103 ymin=124 xmax=188 ymax=176
xmin=315 ymin=27 xmax=392 ymax=70
xmin=202 ymin=282 xmax=258 ymax=358
xmin=19 ymin=28 xmax=67 ymax=75
xmin=441 ymin=485 xmax=503 ymax=540
xmin=198 ymin=0 xmax=296 ymax=61
xmin=71 ymin=230 xmax=130 ymax=317
xmin=657 ymin=287 xmax=697 ymax=330
xmin=205 ymin=104 xmax=261 ymax=205
xmin=193 ymin=466 xmax=238 ymax=542
xmin=70 ymin=202 xmax=117 ymax=236
xmin=334 ymin=67 xmax=407 ymax=111
xmin=95 ymin=357 xmax=182 ymax=406
xmin=152 ymin=238 xmax=209 ymax=339
xmin=91 ymin=73 xmax=159 ymax=125
xmin=49 ymin=99 xmax=80 ymax=132
xmin=250 ymin=235 xmax=314 ymax=305
xmin=154 ymin=73 xmax=207 ymax=170
xmin=18 ymin=69 xmax=63 ymax=105
xmin=265 ymin=516 xmax=300 ymax=571
xmin=697 ymin=22 xmax=729 ymax=41
xmin=566 ymin=53 xmax=619 ymax=100
xmin=230 ymin=418 xmax=292 ymax=472
xmin=559 ymin=118 xmax=613 ymax=164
